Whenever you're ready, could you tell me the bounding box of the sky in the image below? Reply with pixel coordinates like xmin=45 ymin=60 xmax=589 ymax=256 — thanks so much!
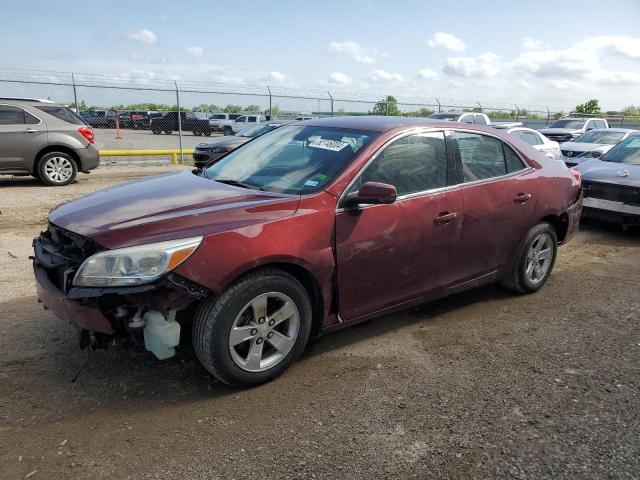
xmin=1 ymin=0 xmax=639 ymax=110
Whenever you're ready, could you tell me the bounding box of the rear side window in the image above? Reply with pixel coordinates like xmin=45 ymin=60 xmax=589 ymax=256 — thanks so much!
xmin=474 ymin=114 xmax=487 ymax=125
xmin=0 ymin=105 xmax=39 ymax=125
xmin=521 ymin=131 xmax=541 ymax=146
xmin=503 ymin=144 xmax=527 ymax=173
xmin=354 ymin=132 xmax=448 ymax=196
xmin=455 ymin=133 xmax=528 ymax=182
xmin=36 ymin=106 xmax=85 ymax=125
xmin=460 ymin=115 xmax=474 ymax=124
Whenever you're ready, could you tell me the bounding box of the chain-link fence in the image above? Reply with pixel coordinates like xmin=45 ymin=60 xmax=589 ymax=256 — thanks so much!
xmin=1 ymin=68 xmax=638 ymax=165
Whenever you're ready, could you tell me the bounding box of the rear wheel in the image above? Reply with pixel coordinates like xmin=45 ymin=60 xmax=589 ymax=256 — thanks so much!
xmin=193 ymin=269 xmax=312 ymax=386
xmin=152 ymin=128 xmax=161 ymax=135
xmin=193 ymin=130 xmax=202 ymax=136
xmin=37 ymin=152 xmax=77 ymax=186
xmin=164 ymin=130 xmax=173 ymax=135
xmin=223 ymin=126 xmax=233 ymax=136
xmin=502 ymin=222 xmax=557 ymax=293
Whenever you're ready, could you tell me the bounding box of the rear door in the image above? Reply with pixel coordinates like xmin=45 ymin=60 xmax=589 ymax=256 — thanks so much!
xmin=335 ymin=130 xmax=463 ymax=320
xmin=450 ymin=130 xmax=538 ymax=279
xmin=0 ymin=104 xmax=46 ymax=170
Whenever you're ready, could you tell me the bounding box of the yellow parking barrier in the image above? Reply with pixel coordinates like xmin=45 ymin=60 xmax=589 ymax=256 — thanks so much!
xmin=98 ymin=149 xmax=194 ymax=165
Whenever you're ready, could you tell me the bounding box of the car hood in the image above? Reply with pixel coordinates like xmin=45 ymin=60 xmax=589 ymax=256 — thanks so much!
xmin=575 ymin=160 xmax=640 ymax=187
xmin=195 ymin=136 xmax=250 ymax=150
xmin=540 ymin=128 xmax=581 ymax=135
xmin=49 ymin=171 xmax=300 ymax=249
xmin=559 ymin=142 xmax=611 ymax=153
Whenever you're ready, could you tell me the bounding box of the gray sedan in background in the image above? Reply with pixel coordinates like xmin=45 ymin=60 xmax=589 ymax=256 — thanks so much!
xmin=560 ymin=128 xmax=638 ymax=167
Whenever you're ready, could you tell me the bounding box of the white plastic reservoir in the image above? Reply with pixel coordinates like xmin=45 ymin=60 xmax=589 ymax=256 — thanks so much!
xmin=143 ymin=310 xmax=181 ymax=360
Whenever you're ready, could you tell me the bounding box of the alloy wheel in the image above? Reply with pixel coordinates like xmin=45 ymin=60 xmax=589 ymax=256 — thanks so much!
xmin=228 ymin=292 xmax=300 ymax=372
xmin=525 ymin=233 xmax=553 ymax=285
xmin=43 ymin=156 xmax=74 ymax=184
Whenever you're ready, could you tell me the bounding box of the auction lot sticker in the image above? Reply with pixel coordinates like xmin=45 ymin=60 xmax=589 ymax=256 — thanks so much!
xmin=309 ymin=139 xmax=349 ymax=151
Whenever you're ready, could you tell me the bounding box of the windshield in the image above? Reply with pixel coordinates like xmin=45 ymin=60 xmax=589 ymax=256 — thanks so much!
xmin=428 ymin=113 xmax=459 ymax=120
xmin=602 ymin=136 xmax=640 ymax=165
xmin=237 ymin=123 xmax=281 ymax=138
xmin=210 ymin=114 xmax=226 ymax=119
xmin=548 ymin=119 xmax=585 ymax=129
xmin=574 ymin=130 xmax=625 ymax=145
xmin=205 ymin=125 xmax=378 ymax=194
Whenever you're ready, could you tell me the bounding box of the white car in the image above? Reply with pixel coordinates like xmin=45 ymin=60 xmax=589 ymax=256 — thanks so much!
xmin=559 ymin=128 xmax=639 ymax=167
xmin=505 ymin=127 xmax=562 ymax=160
xmin=230 ymin=115 xmax=267 ymax=134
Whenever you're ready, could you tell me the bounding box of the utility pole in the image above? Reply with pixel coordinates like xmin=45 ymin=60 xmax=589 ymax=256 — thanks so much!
xmin=175 ymin=80 xmax=183 ymax=163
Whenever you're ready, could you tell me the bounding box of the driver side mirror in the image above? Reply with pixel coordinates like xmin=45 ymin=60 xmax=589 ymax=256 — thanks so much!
xmin=343 ymin=182 xmax=397 ymax=208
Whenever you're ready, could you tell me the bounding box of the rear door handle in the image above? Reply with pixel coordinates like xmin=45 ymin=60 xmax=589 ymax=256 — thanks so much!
xmin=514 ymin=193 xmax=532 ymax=203
xmin=23 ymin=128 xmax=38 ymax=133
xmin=434 ymin=212 xmax=458 ymax=225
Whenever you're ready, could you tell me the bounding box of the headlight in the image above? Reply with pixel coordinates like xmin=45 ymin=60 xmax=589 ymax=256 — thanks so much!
xmin=211 ymin=147 xmax=228 ymax=153
xmin=73 ymin=236 xmax=203 ymax=287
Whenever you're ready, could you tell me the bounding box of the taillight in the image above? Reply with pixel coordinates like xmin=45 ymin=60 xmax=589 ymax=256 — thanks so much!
xmin=78 ymin=126 xmax=95 ymax=144
xmin=570 ymin=168 xmax=581 ymax=186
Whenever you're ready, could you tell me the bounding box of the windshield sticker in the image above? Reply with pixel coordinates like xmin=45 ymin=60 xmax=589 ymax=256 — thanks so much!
xmin=309 ymin=139 xmax=349 ymax=152
xmin=304 ymin=179 xmax=320 ymax=187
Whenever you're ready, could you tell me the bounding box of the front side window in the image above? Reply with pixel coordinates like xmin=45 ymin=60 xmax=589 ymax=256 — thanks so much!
xmin=348 ymin=132 xmax=447 ymax=197
xmin=455 ymin=132 xmax=526 ymax=181
xmin=474 ymin=114 xmax=487 ymax=125
xmin=460 ymin=115 xmax=474 ymax=124
xmin=205 ymin=125 xmax=378 ymax=194
xmin=235 ymin=116 xmax=247 ymax=122
xmin=521 ymin=131 xmax=542 ymax=146
xmin=248 ymin=116 xmax=257 ymax=123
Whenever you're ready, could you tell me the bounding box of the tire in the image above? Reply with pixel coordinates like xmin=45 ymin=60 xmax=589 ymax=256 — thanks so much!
xmin=164 ymin=130 xmax=172 ymax=135
xmin=37 ymin=152 xmax=77 ymax=186
xmin=193 ymin=268 xmax=312 ymax=386
xmin=193 ymin=130 xmax=202 ymax=136
xmin=152 ymin=128 xmax=161 ymax=135
xmin=223 ymin=126 xmax=233 ymax=136
xmin=204 ymin=131 xmax=211 ymax=137
xmin=502 ymin=222 xmax=558 ymax=294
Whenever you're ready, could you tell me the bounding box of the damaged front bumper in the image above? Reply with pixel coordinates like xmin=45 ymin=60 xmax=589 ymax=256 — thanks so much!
xmin=33 ymin=224 xmax=210 ymax=351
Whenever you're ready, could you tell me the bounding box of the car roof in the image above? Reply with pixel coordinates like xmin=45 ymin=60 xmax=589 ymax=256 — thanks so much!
xmin=294 ymin=115 xmax=451 ymax=132
xmin=0 ymin=97 xmax=59 ymax=105
xmin=587 ymin=128 xmax=638 ymax=133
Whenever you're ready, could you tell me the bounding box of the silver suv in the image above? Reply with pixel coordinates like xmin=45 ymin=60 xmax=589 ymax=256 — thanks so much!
xmin=0 ymin=98 xmax=100 ymax=186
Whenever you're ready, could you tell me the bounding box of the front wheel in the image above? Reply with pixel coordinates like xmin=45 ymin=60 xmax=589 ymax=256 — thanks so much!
xmin=192 ymin=269 xmax=312 ymax=386
xmin=502 ymin=222 xmax=558 ymax=294
xmin=223 ymin=126 xmax=233 ymax=136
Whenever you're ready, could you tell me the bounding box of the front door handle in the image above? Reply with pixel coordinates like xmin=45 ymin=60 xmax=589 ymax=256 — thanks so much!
xmin=514 ymin=193 xmax=532 ymax=203
xmin=434 ymin=212 xmax=458 ymax=225
xmin=23 ymin=128 xmax=38 ymax=133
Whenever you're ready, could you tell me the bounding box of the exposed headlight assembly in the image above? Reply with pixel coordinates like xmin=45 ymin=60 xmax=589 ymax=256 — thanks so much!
xmin=73 ymin=237 xmax=203 ymax=287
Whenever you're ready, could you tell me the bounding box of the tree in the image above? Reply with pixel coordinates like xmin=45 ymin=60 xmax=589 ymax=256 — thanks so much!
xmin=224 ymin=104 xmax=242 ymax=113
xmin=196 ymin=103 xmax=220 ymax=112
xmin=407 ymin=107 xmax=434 ymax=117
xmin=270 ymin=105 xmax=282 ymax=115
xmin=372 ymin=96 xmax=401 ymax=116
xmin=574 ymin=99 xmax=601 ymax=115
xmin=336 ymin=108 xmax=346 ymax=116
xmin=246 ymin=104 xmax=261 ymax=113
xmin=622 ymin=105 xmax=639 ymax=117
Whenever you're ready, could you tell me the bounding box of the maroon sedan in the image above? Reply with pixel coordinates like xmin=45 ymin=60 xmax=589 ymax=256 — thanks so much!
xmin=33 ymin=116 xmax=582 ymax=386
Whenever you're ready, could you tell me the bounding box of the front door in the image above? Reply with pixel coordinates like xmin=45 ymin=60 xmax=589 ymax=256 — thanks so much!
xmin=335 ymin=131 xmax=463 ymax=321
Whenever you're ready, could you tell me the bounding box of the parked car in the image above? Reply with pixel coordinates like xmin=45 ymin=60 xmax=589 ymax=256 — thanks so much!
xmin=192 ymin=120 xmax=291 ymax=168
xmin=573 ymin=135 xmax=640 ymax=226
xmin=559 ymin=128 xmax=638 ymax=167
xmin=207 ymin=113 xmax=243 ymax=134
xmin=33 ymin=116 xmax=582 ymax=386
xmin=539 ymin=117 xmax=609 ymax=143
xmin=216 ymin=115 xmax=267 ymax=135
xmin=80 ymin=110 xmax=117 ymax=128
xmin=504 ymin=127 xmax=562 ymax=160
xmin=0 ymin=98 xmax=99 ymax=185
xmin=138 ymin=112 xmax=163 ymax=130
xmin=149 ymin=111 xmax=208 ymax=135
xmin=428 ymin=111 xmax=522 ymax=128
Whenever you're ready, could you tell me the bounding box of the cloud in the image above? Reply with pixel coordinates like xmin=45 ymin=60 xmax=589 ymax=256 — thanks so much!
xmin=368 ymin=69 xmax=404 ymax=83
xmin=256 ymin=70 xmax=287 ymax=83
xmin=328 ymin=72 xmax=353 ymax=86
xmin=326 ymin=40 xmax=389 ymax=64
xmin=593 ymin=70 xmax=640 ymax=85
xmin=125 ymin=29 xmax=157 ymax=45
xmin=513 ymin=48 xmax=597 ymax=77
xmin=442 ymin=52 xmax=500 ymax=78
xmin=580 ymin=35 xmax=640 ymax=60
xmin=548 ymin=79 xmax=584 ymax=91
xmin=418 ymin=67 xmax=437 ymax=79
xmin=522 ymin=37 xmax=541 ymax=50
xmin=427 ymin=32 xmax=466 ymax=52
xmin=183 ymin=46 xmax=204 ymax=57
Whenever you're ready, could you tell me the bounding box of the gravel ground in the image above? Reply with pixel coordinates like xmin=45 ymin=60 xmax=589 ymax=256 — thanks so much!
xmin=0 ymin=167 xmax=639 ymax=480
xmin=93 ymin=128 xmax=222 ymax=151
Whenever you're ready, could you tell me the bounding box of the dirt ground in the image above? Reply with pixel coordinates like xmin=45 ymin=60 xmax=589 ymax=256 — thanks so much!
xmin=1 ymin=167 xmax=639 ymax=480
